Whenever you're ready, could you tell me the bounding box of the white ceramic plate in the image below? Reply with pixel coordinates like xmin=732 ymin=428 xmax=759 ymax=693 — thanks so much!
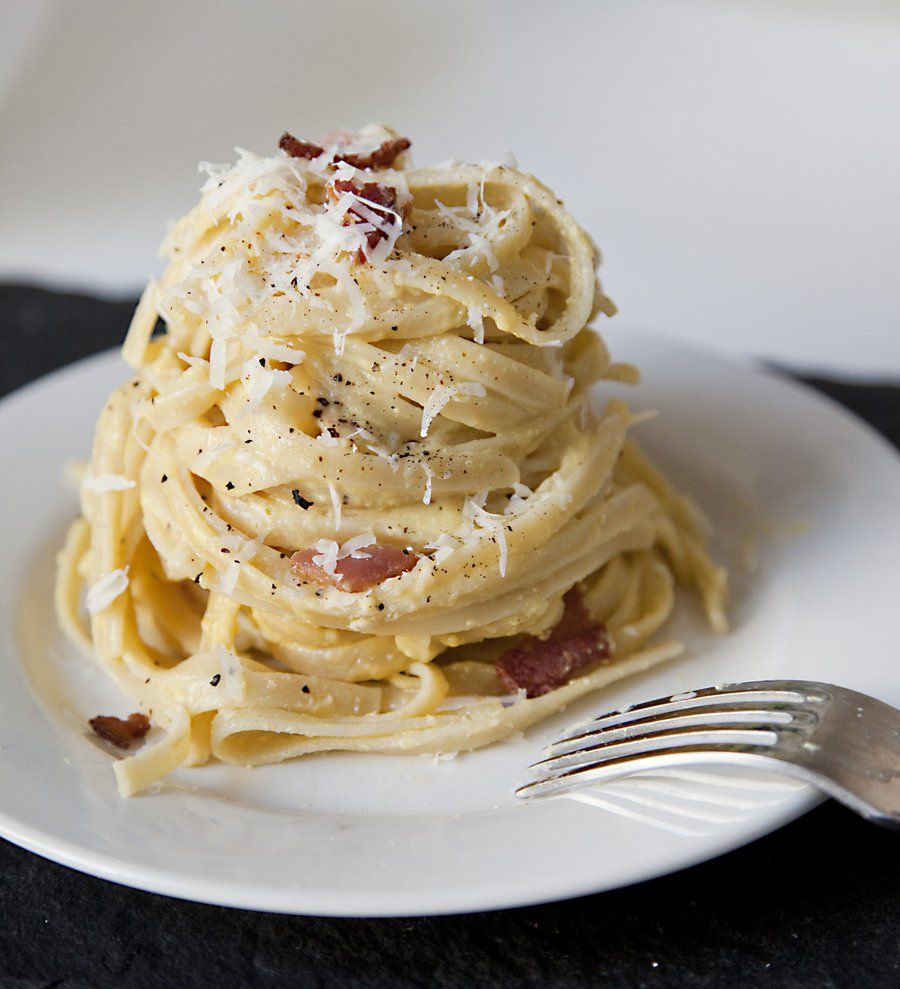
xmin=1 ymin=326 xmax=898 ymax=917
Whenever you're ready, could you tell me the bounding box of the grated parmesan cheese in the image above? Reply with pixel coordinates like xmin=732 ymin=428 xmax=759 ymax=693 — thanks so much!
xmin=425 ymin=533 xmax=458 ymax=565
xmin=466 ymin=306 xmax=485 ymax=345
xmin=86 ymin=568 xmax=129 ymax=614
xmin=420 ymin=385 xmax=456 ymax=437
xmin=310 ymin=534 xmax=378 ymax=576
xmin=464 ymin=499 xmax=510 ymax=577
xmin=209 ymin=338 xmax=228 ymax=390
xmin=339 ymin=533 xmax=376 ymax=559
xmin=349 ymin=427 xmax=399 ymax=470
xmin=243 ymin=327 xmax=305 ymax=365
xmin=504 ymin=482 xmax=533 ymax=515
xmin=432 ymin=751 xmax=459 ymax=763
xmin=217 ymin=536 xmax=261 ymax=596
xmin=311 ymin=539 xmax=340 ymax=575
xmin=328 ymin=482 xmax=342 ymax=532
xmin=83 ymin=473 xmax=135 ymax=493
xmin=434 ymin=197 xmax=507 ymax=272
xmin=238 ymin=357 xmax=292 ymax=416
xmin=421 ymin=462 xmax=434 ymax=505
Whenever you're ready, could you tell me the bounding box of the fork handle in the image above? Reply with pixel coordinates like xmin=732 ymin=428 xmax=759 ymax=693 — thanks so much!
xmin=769 ymin=690 xmax=900 ymax=828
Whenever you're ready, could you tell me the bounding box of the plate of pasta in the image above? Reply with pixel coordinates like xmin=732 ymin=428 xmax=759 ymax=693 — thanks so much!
xmin=0 ymin=126 xmax=897 ymax=916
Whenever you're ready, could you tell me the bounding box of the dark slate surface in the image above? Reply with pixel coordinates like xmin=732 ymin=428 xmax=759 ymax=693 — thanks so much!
xmin=0 ymin=284 xmax=897 ymax=989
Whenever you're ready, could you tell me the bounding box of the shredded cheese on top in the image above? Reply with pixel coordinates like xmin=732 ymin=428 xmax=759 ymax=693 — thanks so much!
xmin=328 ymin=482 xmax=342 ymax=531
xmin=464 ymin=499 xmax=510 ymax=577
xmin=83 ymin=473 xmax=135 ymax=493
xmin=86 ymin=569 xmax=130 ymax=614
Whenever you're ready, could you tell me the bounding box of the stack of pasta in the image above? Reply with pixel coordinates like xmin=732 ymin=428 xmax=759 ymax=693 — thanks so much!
xmin=56 ymin=124 xmax=726 ymax=796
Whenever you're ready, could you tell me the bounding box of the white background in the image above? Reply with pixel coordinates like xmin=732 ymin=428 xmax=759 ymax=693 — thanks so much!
xmin=1 ymin=0 xmax=897 ymax=376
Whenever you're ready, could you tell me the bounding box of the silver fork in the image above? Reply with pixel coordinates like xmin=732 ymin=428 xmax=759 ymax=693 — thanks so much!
xmin=516 ymin=680 xmax=900 ymax=827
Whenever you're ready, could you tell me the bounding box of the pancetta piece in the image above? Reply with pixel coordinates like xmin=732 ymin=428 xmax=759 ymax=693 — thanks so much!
xmin=290 ymin=544 xmax=419 ymax=593
xmin=278 ymin=132 xmax=324 ymax=160
xmin=89 ymin=712 xmax=151 ymax=749
xmin=334 ymin=137 xmax=411 ymax=170
xmin=495 ymin=589 xmax=612 ymax=697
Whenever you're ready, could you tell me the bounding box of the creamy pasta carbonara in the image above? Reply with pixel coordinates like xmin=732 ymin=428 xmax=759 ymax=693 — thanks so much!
xmin=56 ymin=125 xmax=727 ymax=796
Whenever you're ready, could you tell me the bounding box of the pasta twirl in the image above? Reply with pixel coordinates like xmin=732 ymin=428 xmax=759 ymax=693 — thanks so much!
xmin=56 ymin=125 xmax=727 ymax=796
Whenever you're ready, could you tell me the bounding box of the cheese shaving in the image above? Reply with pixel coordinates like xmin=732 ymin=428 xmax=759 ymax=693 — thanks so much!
xmin=311 ymin=539 xmax=340 ymax=575
xmin=467 ymin=306 xmax=485 ymax=345
xmin=421 ymin=462 xmax=434 ymax=506
xmin=218 ymin=536 xmax=261 ymax=595
xmin=86 ymin=569 xmax=130 ymax=615
xmin=83 ymin=474 xmax=135 ymax=493
xmin=209 ymin=339 xmax=228 ymax=390
xmin=465 ymin=500 xmax=510 ymax=577
xmin=505 ymin=482 xmax=533 ymax=515
xmin=239 ymin=358 xmax=292 ymax=416
xmin=420 ymin=385 xmax=456 ymax=438
xmin=243 ymin=328 xmax=306 ymax=365
xmin=328 ymin=482 xmax=342 ymax=531
xmin=339 ymin=533 xmax=377 ymax=559
xmin=425 ymin=533 xmax=458 ymax=565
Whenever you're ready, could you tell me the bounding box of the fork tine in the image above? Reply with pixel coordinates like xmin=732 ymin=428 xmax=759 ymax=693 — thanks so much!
xmin=529 ymin=726 xmax=778 ymax=781
xmin=517 ymin=731 xmax=779 ymax=800
xmin=551 ymin=686 xmax=810 ymax=751
xmin=546 ymin=707 xmax=802 ymax=758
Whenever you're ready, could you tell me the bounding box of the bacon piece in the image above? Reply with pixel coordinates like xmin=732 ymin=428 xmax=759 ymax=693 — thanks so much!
xmin=290 ymin=544 xmax=419 ymax=593
xmin=278 ymin=132 xmax=324 ymax=160
xmin=327 ymin=178 xmax=407 ymax=263
xmin=329 ymin=178 xmax=400 ymax=211
xmin=89 ymin=712 xmax=151 ymax=750
xmin=334 ymin=137 xmax=411 ymax=170
xmin=554 ymin=587 xmax=592 ymax=637
xmin=495 ymin=589 xmax=612 ymax=698
xmin=278 ymin=133 xmax=410 ymax=170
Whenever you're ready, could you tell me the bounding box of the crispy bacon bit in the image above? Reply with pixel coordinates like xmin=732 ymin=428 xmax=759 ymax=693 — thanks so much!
xmin=327 ymin=178 xmax=407 ymax=263
xmin=334 ymin=137 xmax=411 ymax=170
xmin=330 ymin=178 xmax=400 ymax=210
xmin=290 ymin=545 xmax=419 ymax=593
xmin=89 ymin=712 xmax=151 ymax=750
xmin=277 ymin=133 xmax=410 ymax=170
xmin=495 ymin=589 xmax=612 ymax=698
xmin=278 ymin=132 xmax=324 ymax=160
